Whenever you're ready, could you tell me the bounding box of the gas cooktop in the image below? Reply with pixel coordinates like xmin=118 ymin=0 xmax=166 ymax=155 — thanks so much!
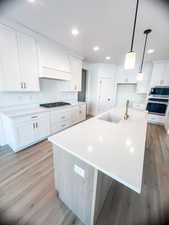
xmin=40 ymin=102 xmax=71 ymax=108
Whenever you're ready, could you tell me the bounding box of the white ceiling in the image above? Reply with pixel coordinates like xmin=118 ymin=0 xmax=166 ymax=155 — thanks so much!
xmin=1 ymin=0 xmax=169 ymax=64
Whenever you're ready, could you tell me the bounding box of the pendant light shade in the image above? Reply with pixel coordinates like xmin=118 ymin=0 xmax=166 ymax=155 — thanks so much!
xmin=137 ymin=29 xmax=152 ymax=81
xmin=124 ymin=0 xmax=139 ymax=70
xmin=125 ymin=52 xmax=136 ymax=70
xmin=137 ymin=72 xmax=144 ymax=81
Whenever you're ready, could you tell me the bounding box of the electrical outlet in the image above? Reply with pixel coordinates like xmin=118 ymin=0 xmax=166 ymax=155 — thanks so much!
xmin=74 ymin=165 xmax=85 ymax=178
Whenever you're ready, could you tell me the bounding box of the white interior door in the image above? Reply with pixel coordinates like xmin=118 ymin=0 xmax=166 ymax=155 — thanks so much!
xmin=97 ymin=77 xmax=115 ymax=114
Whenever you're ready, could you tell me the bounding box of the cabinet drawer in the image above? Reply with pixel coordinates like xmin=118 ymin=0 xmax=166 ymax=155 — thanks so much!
xmin=51 ymin=109 xmax=71 ymax=122
xmin=148 ymin=114 xmax=164 ymax=124
xmin=12 ymin=112 xmax=50 ymax=125
xmin=51 ymin=119 xmax=71 ymax=134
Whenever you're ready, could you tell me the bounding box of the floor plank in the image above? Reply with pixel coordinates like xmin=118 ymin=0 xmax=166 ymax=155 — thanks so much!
xmin=0 ymin=124 xmax=169 ymax=225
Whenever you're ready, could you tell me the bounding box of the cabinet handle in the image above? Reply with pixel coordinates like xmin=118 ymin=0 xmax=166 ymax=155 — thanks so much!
xmin=61 ymin=116 xmax=65 ymax=119
xmin=33 ymin=123 xmax=35 ymax=129
xmin=36 ymin=122 xmax=38 ymax=128
xmin=21 ymin=82 xmax=23 ymax=89
xmin=23 ymin=82 xmax=27 ymax=89
xmin=32 ymin=116 xmax=38 ymax=119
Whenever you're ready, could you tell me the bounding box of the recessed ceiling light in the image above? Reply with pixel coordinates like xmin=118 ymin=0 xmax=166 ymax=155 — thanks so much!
xmin=27 ymin=0 xmax=36 ymax=3
xmin=105 ymin=56 xmax=111 ymax=60
xmin=71 ymin=28 xmax=79 ymax=37
xmin=147 ymin=49 xmax=155 ymax=54
xmin=93 ymin=46 xmax=100 ymax=51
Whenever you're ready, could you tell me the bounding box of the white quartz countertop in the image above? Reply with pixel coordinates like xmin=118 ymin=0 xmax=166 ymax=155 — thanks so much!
xmin=49 ymin=108 xmax=148 ymax=193
xmin=0 ymin=102 xmax=86 ymax=118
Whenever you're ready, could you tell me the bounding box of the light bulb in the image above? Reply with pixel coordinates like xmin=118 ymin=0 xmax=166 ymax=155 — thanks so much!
xmin=71 ymin=28 xmax=79 ymax=37
xmin=137 ymin=72 xmax=144 ymax=81
xmin=93 ymin=46 xmax=100 ymax=51
xmin=124 ymin=52 xmax=136 ymax=70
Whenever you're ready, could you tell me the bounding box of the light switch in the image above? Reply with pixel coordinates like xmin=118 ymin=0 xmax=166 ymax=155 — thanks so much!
xmin=74 ymin=165 xmax=85 ymax=178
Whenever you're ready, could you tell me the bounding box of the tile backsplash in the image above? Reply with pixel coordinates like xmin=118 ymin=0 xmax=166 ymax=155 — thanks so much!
xmin=0 ymin=79 xmax=78 ymax=109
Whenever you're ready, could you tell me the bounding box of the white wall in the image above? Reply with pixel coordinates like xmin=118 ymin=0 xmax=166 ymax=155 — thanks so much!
xmin=86 ymin=63 xmax=117 ymax=115
xmin=116 ymin=84 xmax=137 ymax=107
xmin=0 ymin=79 xmax=78 ymax=109
xmin=86 ymin=62 xmax=153 ymax=116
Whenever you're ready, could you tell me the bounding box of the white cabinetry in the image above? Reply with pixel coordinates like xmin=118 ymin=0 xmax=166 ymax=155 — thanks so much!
xmin=50 ymin=104 xmax=86 ymax=135
xmin=4 ymin=112 xmax=50 ymax=152
xmin=3 ymin=104 xmax=86 ymax=151
xmin=116 ymin=66 xmax=137 ymax=84
xmin=39 ymin=38 xmax=71 ymax=80
xmin=150 ymin=61 xmax=169 ymax=87
xmin=0 ymin=24 xmax=39 ymax=92
xmin=50 ymin=109 xmax=72 ymax=134
xmin=136 ymin=63 xmax=153 ymax=94
xmin=0 ymin=25 xmax=21 ymax=91
xmin=71 ymin=104 xmax=86 ymax=124
xmin=18 ymin=33 xmax=39 ymax=91
xmin=64 ymin=56 xmax=82 ymax=92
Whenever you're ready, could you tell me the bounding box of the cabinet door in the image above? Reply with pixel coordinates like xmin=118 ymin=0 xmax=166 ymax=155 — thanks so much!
xmin=116 ymin=66 xmax=137 ymax=84
xmin=70 ymin=56 xmax=82 ymax=91
xmin=150 ymin=63 xmax=164 ymax=87
xmin=35 ymin=116 xmax=50 ymax=140
xmin=15 ymin=122 xmax=34 ymax=149
xmin=65 ymin=56 xmax=82 ymax=91
xmin=18 ymin=33 xmax=39 ymax=91
xmin=0 ymin=25 xmax=21 ymax=91
xmin=78 ymin=105 xmax=86 ymax=122
xmin=71 ymin=106 xmax=79 ymax=124
xmin=163 ymin=63 xmax=169 ymax=86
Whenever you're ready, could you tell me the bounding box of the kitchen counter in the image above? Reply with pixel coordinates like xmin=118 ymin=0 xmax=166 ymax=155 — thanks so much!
xmin=49 ymin=107 xmax=148 ymax=225
xmin=49 ymin=107 xmax=148 ymax=193
xmin=0 ymin=102 xmax=86 ymax=118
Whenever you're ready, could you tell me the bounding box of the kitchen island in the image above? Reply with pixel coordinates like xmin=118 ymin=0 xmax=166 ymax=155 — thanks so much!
xmin=49 ymin=108 xmax=148 ymax=225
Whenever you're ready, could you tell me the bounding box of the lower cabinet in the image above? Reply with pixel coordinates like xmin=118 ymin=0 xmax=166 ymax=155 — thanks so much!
xmin=3 ymin=104 xmax=86 ymax=152
xmin=4 ymin=112 xmax=50 ymax=152
xmin=50 ymin=104 xmax=86 ymax=135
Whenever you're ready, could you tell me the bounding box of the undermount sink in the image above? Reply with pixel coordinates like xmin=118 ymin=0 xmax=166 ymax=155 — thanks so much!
xmin=98 ymin=112 xmax=122 ymax=123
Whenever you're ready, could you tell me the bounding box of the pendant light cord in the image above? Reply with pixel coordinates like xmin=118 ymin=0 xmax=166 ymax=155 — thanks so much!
xmin=130 ymin=0 xmax=139 ymax=52
xmin=140 ymin=29 xmax=152 ymax=72
xmin=140 ymin=34 xmax=148 ymax=72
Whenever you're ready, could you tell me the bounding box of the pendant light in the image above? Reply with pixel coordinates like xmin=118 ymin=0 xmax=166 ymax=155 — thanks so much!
xmin=124 ymin=0 xmax=139 ymax=70
xmin=137 ymin=29 xmax=152 ymax=81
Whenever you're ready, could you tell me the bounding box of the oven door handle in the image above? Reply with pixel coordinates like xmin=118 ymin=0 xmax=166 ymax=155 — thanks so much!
xmin=148 ymin=101 xmax=168 ymax=105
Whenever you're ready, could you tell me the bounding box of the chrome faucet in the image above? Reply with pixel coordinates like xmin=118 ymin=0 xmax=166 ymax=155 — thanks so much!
xmin=124 ymin=100 xmax=130 ymax=120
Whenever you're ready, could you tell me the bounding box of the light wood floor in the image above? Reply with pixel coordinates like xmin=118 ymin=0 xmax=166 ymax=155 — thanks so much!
xmin=0 ymin=124 xmax=169 ymax=225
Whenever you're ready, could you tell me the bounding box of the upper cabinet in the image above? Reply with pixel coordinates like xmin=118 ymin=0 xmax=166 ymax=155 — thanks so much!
xmin=18 ymin=33 xmax=39 ymax=91
xmin=116 ymin=65 xmax=137 ymax=84
xmin=38 ymin=38 xmax=72 ymax=80
xmin=64 ymin=56 xmax=82 ymax=92
xmin=136 ymin=63 xmax=153 ymax=94
xmin=0 ymin=25 xmax=21 ymax=91
xmin=0 ymin=24 xmax=40 ymax=92
xmin=150 ymin=61 xmax=169 ymax=87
